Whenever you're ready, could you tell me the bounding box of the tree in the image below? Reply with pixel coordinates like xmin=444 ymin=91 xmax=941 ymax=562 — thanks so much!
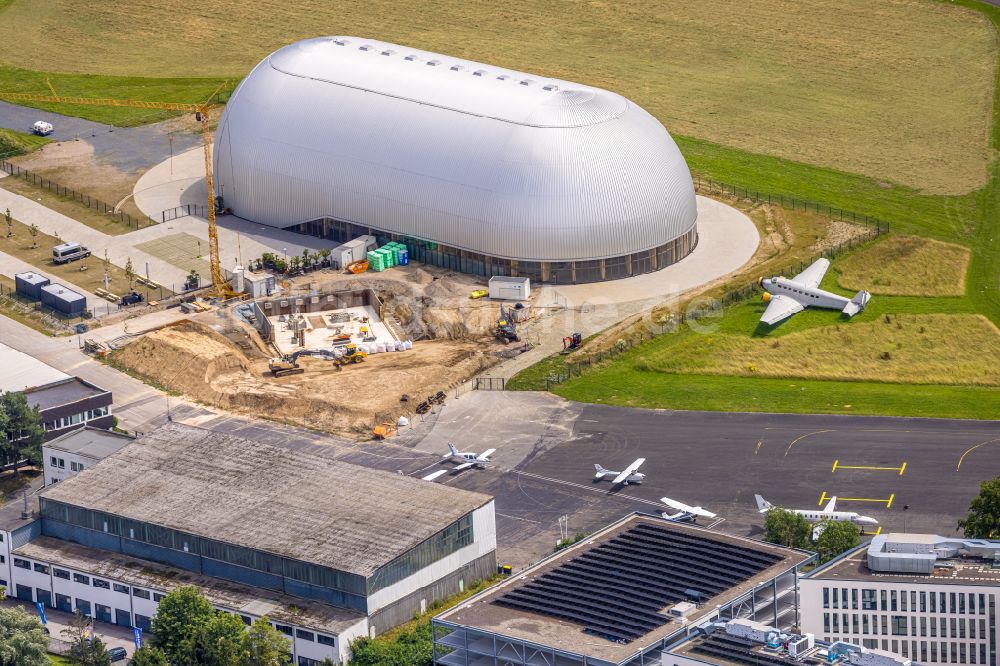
xmin=125 ymin=257 xmax=135 ymax=289
xmin=63 ymin=610 xmax=112 ymax=666
xmin=0 ymin=391 xmax=45 ymax=472
xmin=28 ymin=222 xmax=38 ymax=248
xmin=959 ymin=475 xmax=1000 ymax=538
xmin=128 ymin=646 xmax=170 ymax=666
xmin=190 ymin=612 xmax=247 ymax=666
xmin=318 ymin=248 xmax=330 ymax=266
xmin=0 ymin=606 xmax=49 ymax=666
xmin=242 ymin=617 xmax=291 ymax=666
xmin=814 ymin=520 xmax=861 ymax=562
xmin=150 ymin=586 xmax=215 ymax=665
xmin=763 ymin=506 xmax=811 ymax=549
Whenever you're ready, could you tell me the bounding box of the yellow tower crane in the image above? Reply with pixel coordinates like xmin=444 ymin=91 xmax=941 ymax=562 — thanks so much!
xmin=0 ymin=81 xmax=237 ymax=298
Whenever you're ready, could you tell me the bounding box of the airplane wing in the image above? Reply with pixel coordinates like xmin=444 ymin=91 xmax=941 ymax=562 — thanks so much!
xmin=661 ymin=497 xmax=717 ymax=519
xmin=478 ymin=448 xmax=497 ymax=461
xmin=792 ymin=258 xmax=830 ymax=289
xmin=612 ymin=458 xmax=646 ymax=484
xmin=421 ymin=470 xmax=448 ymax=482
xmin=760 ymin=294 xmax=804 ymax=325
xmin=453 ymin=462 xmax=476 ymax=471
xmin=823 ymin=496 xmax=837 ymax=512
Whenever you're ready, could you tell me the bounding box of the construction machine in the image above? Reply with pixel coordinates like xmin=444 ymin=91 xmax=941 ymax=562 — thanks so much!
xmin=495 ymin=305 xmax=520 ymax=344
xmin=333 ymin=343 xmax=367 ymax=366
xmin=0 ymin=80 xmax=236 ymax=299
xmin=561 ymin=332 xmax=583 ymax=354
xmin=268 ymin=349 xmax=333 ymax=377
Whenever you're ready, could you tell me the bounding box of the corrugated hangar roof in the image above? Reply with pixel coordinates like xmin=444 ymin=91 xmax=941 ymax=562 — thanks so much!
xmin=0 ymin=342 xmax=71 ymax=393
xmin=40 ymin=422 xmax=492 ymax=577
xmin=214 ymin=36 xmax=698 ymax=263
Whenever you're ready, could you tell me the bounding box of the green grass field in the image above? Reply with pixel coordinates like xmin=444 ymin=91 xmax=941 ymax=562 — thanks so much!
xmin=836 ymin=236 xmax=970 ymax=296
xmin=0 ymin=127 xmax=49 ymax=157
xmin=0 ymin=0 xmax=992 ymax=194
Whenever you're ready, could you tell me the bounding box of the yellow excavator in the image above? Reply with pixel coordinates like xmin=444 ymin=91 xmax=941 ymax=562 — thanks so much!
xmin=268 ymin=349 xmax=334 ymax=377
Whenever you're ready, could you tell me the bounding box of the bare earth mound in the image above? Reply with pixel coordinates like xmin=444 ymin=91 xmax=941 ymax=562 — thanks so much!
xmin=836 ymin=235 xmax=971 ymax=297
xmin=113 ymin=320 xmax=495 ymax=434
xmin=643 ymin=314 xmax=1000 ymax=386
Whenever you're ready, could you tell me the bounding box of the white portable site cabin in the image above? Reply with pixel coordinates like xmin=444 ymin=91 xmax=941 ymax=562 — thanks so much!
xmin=488 ymin=276 xmax=530 ymax=301
xmin=32 ymin=121 xmax=54 ymax=136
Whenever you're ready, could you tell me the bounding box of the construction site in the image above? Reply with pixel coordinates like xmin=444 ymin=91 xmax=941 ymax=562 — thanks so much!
xmin=108 ymin=265 xmax=539 ymax=435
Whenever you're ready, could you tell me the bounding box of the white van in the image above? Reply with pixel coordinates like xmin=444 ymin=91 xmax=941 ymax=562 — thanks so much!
xmin=32 ymin=121 xmax=54 ymax=136
xmin=52 ymin=242 xmax=91 ymax=264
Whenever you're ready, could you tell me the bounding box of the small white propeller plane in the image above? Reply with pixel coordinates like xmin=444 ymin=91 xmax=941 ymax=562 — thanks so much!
xmin=594 ymin=458 xmax=646 ymax=486
xmin=443 ymin=442 xmax=496 ymax=471
xmin=755 ymin=494 xmax=879 ymax=539
xmin=758 ymin=258 xmax=871 ymax=326
xmin=660 ymin=497 xmax=717 ymax=523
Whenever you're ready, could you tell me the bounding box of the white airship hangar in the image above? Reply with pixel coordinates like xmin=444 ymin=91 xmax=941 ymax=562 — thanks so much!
xmin=213 ymin=37 xmax=699 ymax=284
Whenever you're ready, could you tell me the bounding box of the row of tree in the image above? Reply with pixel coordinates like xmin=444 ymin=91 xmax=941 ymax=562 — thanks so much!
xmin=254 ymin=248 xmax=332 ymax=275
xmin=0 ymin=390 xmax=44 ymax=473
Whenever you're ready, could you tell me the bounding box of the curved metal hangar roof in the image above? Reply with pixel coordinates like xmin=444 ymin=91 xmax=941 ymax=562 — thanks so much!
xmin=214 ymin=37 xmax=698 ymax=263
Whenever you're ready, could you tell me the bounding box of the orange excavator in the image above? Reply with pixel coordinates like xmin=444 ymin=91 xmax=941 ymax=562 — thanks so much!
xmin=562 ymin=332 xmax=583 ymax=354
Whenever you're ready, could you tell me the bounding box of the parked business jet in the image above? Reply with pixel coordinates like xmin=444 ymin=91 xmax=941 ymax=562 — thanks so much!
xmin=758 ymin=258 xmax=871 ymax=325
xmin=594 ymin=458 xmax=646 ymax=486
xmin=661 ymin=497 xmax=717 ymax=523
xmin=755 ymin=494 xmax=878 ymax=538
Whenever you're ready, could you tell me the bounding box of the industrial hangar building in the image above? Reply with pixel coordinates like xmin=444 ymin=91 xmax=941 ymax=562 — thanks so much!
xmin=432 ymin=514 xmax=813 ymax=666
xmin=4 ymin=423 xmax=496 ymax=665
xmin=214 ymin=37 xmax=699 ymax=284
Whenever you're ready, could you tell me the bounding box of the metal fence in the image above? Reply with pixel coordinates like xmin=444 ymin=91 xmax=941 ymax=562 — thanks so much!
xmin=0 ymin=159 xmax=158 ymax=230
xmin=474 ymin=377 xmax=506 ymax=391
xmin=162 ymin=203 xmax=208 ymax=223
xmin=694 ymin=175 xmax=890 ymax=234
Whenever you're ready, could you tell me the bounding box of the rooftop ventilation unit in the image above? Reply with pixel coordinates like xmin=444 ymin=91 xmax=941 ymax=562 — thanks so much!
xmin=404 ymin=54 xmax=418 ymax=61
xmin=542 ymin=84 xmax=559 ymax=91
xmin=333 ymin=38 xmax=349 ymax=46
xmin=359 ymin=45 xmax=373 ymax=51
xmin=519 ymin=79 xmax=533 ymax=86
xmin=450 ymin=64 xmax=465 ymax=72
xmin=472 ymin=69 xmax=486 ymax=77
xmin=426 ymin=59 xmax=441 ymax=66
xmin=496 ymin=74 xmax=510 ymax=81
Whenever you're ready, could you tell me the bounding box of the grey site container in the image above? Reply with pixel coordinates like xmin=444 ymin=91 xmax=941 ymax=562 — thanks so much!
xmin=40 ymin=283 xmax=86 ymax=316
xmin=15 ymin=271 xmax=50 ymax=300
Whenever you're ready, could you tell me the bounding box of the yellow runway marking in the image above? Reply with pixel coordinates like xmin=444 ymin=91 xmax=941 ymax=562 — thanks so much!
xmin=784 ymin=429 xmax=834 ymax=457
xmin=831 ymin=461 xmax=907 ymax=475
xmin=956 ymin=438 xmax=1000 ymax=471
xmin=820 ymin=491 xmax=895 ymax=507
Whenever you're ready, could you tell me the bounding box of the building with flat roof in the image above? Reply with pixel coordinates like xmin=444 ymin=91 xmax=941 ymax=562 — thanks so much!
xmin=432 ymin=514 xmax=813 ymax=666
xmin=42 ymin=426 xmax=134 ymax=485
xmin=0 ymin=343 xmax=113 ymax=440
xmin=800 ymin=534 xmax=1000 ymax=665
xmin=7 ymin=423 xmax=497 ymax=664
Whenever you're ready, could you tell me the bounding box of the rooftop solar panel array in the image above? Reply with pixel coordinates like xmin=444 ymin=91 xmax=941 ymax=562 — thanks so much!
xmin=691 ymin=633 xmax=793 ymax=666
xmin=494 ymin=522 xmax=782 ymax=643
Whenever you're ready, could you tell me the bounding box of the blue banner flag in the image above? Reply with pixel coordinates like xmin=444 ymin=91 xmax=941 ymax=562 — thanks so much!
xmin=133 ymin=626 xmax=143 ymax=648
xmin=35 ymin=602 xmax=47 ymax=625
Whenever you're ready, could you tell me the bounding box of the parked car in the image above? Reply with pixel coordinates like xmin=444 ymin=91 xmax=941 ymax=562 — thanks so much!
xmin=107 ymin=646 xmax=127 ymax=662
xmin=52 ymin=242 xmax=91 ymax=264
xmin=32 ymin=120 xmax=54 ymax=136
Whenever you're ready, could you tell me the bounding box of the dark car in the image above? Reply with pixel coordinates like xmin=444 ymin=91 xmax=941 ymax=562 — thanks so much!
xmin=107 ymin=646 xmax=127 ymax=662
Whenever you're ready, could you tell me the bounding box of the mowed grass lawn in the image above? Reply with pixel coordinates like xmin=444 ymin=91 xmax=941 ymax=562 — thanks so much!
xmin=0 ymin=0 xmax=994 ymax=194
xmin=836 ymin=236 xmax=970 ymax=296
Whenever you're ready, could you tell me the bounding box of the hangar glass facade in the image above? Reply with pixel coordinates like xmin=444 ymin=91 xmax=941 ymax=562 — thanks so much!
xmin=295 ymin=217 xmax=698 ymax=284
xmin=39 ymin=498 xmax=475 ymax=612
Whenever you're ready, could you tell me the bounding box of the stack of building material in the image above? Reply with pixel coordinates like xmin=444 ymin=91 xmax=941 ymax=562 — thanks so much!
xmin=367 ymin=249 xmax=386 ymax=272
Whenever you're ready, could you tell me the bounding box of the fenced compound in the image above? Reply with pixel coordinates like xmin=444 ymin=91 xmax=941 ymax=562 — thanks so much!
xmin=0 ymin=159 xmax=158 ymax=230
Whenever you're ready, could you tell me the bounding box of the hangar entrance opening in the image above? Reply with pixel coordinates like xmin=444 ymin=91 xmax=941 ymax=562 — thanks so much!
xmin=292 ymin=217 xmax=698 ymax=285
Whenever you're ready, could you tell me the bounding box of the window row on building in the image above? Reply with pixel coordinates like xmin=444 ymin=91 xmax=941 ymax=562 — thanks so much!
xmin=823 ymin=587 xmax=992 ymax=615
xmin=823 ymin=636 xmax=989 ymax=664
xmin=49 ymin=456 xmax=87 ymax=472
xmin=823 ymin=612 xmax=990 ymax=640
xmin=43 ymin=406 xmax=110 ymax=432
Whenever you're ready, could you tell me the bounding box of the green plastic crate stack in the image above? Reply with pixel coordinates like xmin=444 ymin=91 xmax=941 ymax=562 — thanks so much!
xmin=367 ymin=250 xmax=385 ymax=272
xmin=382 ymin=246 xmax=396 ymax=267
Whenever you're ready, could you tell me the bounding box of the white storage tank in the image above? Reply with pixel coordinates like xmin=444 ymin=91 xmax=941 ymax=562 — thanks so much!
xmin=489 ymin=276 xmax=530 ymax=301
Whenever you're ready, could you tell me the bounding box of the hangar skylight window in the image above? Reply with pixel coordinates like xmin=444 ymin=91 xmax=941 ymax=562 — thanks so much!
xmin=426 ymin=59 xmax=441 ymax=67
xmin=496 ymin=74 xmax=510 ymax=81
xmin=472 ymin=70 xmax=486 ymax=77
xmin=359 ymin=45 xmax=373 ymax=51
xmin=380 ymin=49 xmax=395 ymax=56
xmin=404 ymin=54 xmax=418 ymax=61
xmin=450 ymin=65 xmax=465 ymax=72
xmin=333 ymin=39 xmax=349 ymax=46
xmin=519 ymin=79 xmax=533 ymax=86
xmin=542 ymin=84 xmax=559 ymax=92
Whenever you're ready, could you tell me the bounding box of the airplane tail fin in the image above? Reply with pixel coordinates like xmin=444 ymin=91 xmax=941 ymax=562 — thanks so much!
xmin=447 ymin=442 xmax=460 ymax=457
xmin=754 ymin=494 xmax=773 ymax=513
xmin=842 ymin=290 xmax=871 ymax=317
xmin=594 ymin=464 xmax=607 ymax=478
